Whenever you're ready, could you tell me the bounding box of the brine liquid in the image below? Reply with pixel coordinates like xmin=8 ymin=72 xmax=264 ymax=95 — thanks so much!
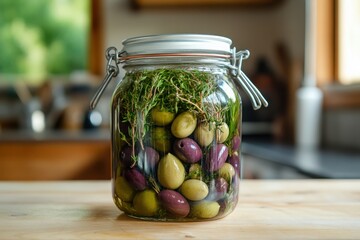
xmin=111 ymin=68 xmax=242 ymax=221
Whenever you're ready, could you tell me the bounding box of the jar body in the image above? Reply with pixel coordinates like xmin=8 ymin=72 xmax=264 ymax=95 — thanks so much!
xmin=111 ymin=63 xmax=242 ymax=221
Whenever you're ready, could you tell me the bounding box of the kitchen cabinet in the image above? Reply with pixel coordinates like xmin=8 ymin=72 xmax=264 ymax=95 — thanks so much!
xmin=133 ymin=0 xmax=282 ymax=7
xmin=0 ymin=131 xmax=110 ymax=180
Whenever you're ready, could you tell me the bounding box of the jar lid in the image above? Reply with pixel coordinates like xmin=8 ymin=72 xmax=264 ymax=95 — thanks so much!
xmin=121 ymin=34 xmax=232 ymax=56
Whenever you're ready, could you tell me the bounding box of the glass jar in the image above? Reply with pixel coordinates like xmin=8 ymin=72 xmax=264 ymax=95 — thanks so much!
xmin=90 ymin=34 xmax=267 ymax=221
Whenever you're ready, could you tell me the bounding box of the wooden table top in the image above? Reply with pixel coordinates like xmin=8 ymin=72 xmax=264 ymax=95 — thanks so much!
xmin=0 ymin=180 xmax=359 ymax=240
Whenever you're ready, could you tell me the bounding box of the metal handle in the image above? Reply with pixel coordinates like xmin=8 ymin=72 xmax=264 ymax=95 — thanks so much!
xmin=90 ymin=46 xmax=268 ymax=111
xmin=89 ymin=47 xmax=121 ymax=110
xmin=230 ymin=48 xmax=268 ymax=110
xmin=90 ymin=69 xmax=116 ymax=110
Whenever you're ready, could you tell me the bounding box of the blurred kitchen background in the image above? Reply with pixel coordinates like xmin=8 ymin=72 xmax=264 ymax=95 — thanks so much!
xmin=0 ymin=0 xmax=359 ymax=180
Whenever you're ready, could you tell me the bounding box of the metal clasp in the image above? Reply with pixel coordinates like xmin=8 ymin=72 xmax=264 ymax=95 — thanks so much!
xmin=230 ymin=48 xmax=268 ymax=110
xmin=91 ymin=46 xmax=268 ymax=111
xmin=90 ymin=47 xmax=123 ymax=110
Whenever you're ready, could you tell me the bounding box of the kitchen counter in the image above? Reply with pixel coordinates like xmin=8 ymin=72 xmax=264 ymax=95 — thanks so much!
xmin=242 ymin=140 xmax=360 ymax=178
xmin=0 ymin=180 xmax=359 ymax=240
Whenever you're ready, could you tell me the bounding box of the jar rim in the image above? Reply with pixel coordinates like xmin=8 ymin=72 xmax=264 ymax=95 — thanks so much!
xmin=121 ymin=34 xmax=233 ymax=56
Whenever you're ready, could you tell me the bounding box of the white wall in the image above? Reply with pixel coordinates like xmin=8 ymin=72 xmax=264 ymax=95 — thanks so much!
xmin=103 ymin=0 xmax=305 ymax=75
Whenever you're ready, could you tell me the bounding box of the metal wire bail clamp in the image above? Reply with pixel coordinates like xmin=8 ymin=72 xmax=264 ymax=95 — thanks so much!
xmin=90 ymin=46 xmax=269 ymax=111
xmin=90 ymin=47 xmax=123 ymax=110
xmin=229 ymin=47 xmax=268 ymax=110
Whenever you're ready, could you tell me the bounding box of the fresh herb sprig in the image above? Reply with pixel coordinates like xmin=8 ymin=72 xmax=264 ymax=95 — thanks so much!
xmin=114 ymin=68 xmax=224 ymax=149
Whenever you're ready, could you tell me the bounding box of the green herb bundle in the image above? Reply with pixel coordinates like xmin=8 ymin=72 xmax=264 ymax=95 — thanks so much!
xmin=114 ymin=68 xmax=225 ymax=148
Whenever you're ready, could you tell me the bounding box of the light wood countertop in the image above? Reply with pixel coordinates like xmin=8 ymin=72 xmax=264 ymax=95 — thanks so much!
xmin=0 ymin=180 xmax=359 ymax=239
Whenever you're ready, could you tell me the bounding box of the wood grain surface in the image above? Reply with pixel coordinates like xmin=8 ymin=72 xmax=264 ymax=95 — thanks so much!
xmin=0 ymin=180 xmax=359 ymax=240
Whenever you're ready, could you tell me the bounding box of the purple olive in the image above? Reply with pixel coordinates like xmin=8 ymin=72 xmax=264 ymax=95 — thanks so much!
xmin=206 ymin=143 xmax=228 ymax=172
xmin=124 ymin=168 xmax=147 ymax=191
xmin=217 ymin=200 xmax=228 ymax=217
xmin=215 ymin=177 xmax=229 ymax=197
xmin=206 ymin=177 xmax=228 ymax=201
xmin=173 ymin=138 xmax=202 ymax=163
xmin=228 ymin=152 xmax=241 ymax=176
xmin=232 ymin=136 xmax=241 ymax=151
xmin=158 ymin=189 xmax=190 ymax=218
xmin=137 ymin=147 xmax=160 ymax=175
xmin=120 ymin=146 xmax=136 ymax=168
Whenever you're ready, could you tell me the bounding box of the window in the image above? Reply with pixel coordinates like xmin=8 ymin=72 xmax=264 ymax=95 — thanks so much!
xmin=0 ymin=0 xmax=90 ymax=84
xmin=317 ymin=0 xmax=360 ymax=109
xmin=337 ymin=0 xmax=360 ymax=84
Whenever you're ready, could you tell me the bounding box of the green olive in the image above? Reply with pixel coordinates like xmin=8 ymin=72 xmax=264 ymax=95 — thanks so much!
xmin=115 ymin=176 xmax=135 ymax=202
xmin=171 ymin=111 xmax=197 ymax=138
xmin=180 ymin=179 xmax=209 ymax=201
xmin=188 ymin=163 xmax=202 ymax=180
xmin=133 ymin=189 xmax=159 ymax=217
xmin=116 ymin=163 xmax=122 ymax=177
xmin=117 ymin=201 xmax=136 ymax=215
xmin=194 ymin=122 xmax=215 ymax=147
xmin=216 ymin=122 xmax=230 ymax=143
xmin=157 ymin=153 xmax=185 ymax=189
xmin=218 ymin=163 xmax=235 ymax=183
xmin=190 ymin=201 xmax=220 ymax=219
xmin=151 ymin=127 xmax=171 ymax=153
xmin=150 ymin=107 xmax=175 ymax=126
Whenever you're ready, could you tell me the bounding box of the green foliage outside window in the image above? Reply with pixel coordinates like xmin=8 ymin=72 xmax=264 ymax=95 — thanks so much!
xmin=0 ymin=0 xmax=90 ymax=84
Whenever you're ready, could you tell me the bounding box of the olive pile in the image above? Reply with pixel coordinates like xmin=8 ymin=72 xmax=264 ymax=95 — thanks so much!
xmin=114 ymin=108 xmax=241 ymax=220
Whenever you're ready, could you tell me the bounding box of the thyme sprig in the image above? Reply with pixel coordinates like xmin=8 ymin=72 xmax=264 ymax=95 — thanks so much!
xmin=116 ymin=68 xmax=223 ymax=149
